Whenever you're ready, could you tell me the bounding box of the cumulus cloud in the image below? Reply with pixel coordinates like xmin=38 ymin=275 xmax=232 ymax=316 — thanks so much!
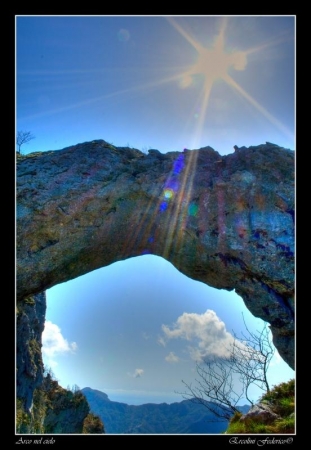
xmin=160 ymin=310 xmax=239 ymax=363
xmin=128 ymin=368 xmax=144 ymax=378
xmin=42 ymin=320 xmax=78 ymax=359
xmin=165 ymin=352 xmax=179 ymax=363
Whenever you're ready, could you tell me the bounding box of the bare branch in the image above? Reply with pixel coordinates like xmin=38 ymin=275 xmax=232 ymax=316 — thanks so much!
xmin=16 ymin=130 xmax=35 ymax=154
xmin=178 ymin=316 xmax=275 ymax=423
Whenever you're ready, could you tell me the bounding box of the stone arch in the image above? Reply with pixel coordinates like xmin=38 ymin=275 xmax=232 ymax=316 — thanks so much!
xmin=16 ymin=141 xmax=295 ymax=374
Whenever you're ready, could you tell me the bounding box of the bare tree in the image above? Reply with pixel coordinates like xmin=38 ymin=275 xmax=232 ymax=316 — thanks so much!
xmin=181 ymin=358 xmax=244 ymax=421
xmin=229 ymin=316 xmax=274 ymax=405
xmin=179 ymin=318 xmax=275 ymax=422
xmin=16 ymin=130 xmax=35 ymax=154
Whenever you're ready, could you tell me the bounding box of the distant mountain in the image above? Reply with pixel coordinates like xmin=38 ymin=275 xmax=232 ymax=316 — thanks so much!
xmin=82 ymin=387 xmax=250 ymax=434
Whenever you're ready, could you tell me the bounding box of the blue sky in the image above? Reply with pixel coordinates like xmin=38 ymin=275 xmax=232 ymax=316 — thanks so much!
xmin=16 ymin=15 xmax=295 ymax=407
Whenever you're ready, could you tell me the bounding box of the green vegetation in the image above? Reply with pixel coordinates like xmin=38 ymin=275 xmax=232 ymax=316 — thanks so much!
xmin=226 ymin=379 xmax=295 ymax=434
xmin=16 ymin=296 xmax=35 ymax=315
xmin=227 ymin=418 xmax=272 ymax=434
xmin=16 ymin=398 xmax=32 ymax=433
xmin=32 ymin=387 xmax=47 ymax=433
xmin=83 ymin=413 xmax=105 ymax=434
xmin=260 ymin=379 xmax=295 ymax=415
xmin=180 ymin=314 xmax=295 ymax=434
xmin=24 ymin=297 xmax=36 ymax=306
xmin=28 ymin=339 xmax=42 ymax=368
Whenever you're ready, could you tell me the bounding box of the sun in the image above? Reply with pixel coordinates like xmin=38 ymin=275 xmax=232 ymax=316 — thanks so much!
xmin=166 ymin=17 xmax=247 ymax=88
xmin=166 ymin=16 xmax=293 ymax=146
xmin=180 ymin=33 xmax=247 ymax=90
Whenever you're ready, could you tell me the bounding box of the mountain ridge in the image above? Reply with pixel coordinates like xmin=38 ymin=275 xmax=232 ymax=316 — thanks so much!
xmin=82 ymin=386 xmax=250 ymax=434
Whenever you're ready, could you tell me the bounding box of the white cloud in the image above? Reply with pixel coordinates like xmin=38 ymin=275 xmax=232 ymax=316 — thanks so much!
xmin=70 ymin=341 xmax=78 ymax=352
xmin=165 ymin=352 xmax=179 ymax=363
xmin=157 ymin=336 xmax=166 ymax=347
xmin=127 ymin=368 xmax=144 ymax=378
xmin=142 ymin=332 xmax=151 ymax=340
xmin=42 ymin=320 xmax=78 ymax=359
xmin=134 ymin=368 xmax=144 ymax=378
xmin=46 ymin=359 xmax=59 ymax=369
xmin=160 ymin=310 xmax=239 ymax=362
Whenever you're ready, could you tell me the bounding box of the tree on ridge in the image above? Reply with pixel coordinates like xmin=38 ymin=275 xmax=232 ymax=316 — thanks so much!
xmin=16 ymin=130 xmax=35 ymax=154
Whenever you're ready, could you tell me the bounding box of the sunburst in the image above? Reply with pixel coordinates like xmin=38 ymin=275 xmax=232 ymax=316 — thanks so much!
xmin=166 ymin=16 xmax=293 ymax=146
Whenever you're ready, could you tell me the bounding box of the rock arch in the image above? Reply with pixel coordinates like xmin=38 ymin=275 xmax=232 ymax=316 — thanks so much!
xmin=16 ymin=140 xmax=295 ymax=373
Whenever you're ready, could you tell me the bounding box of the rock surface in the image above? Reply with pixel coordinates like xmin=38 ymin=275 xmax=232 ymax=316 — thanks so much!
xmin=16 ymin=140 xmax=295 ymax=368
xmin=16 ymin=292 xmax=46 ymax=412
xmin=240 ymin=402 xmax=281 ymax=425
xmin=42 ymin=375 xmax=90 ymax=434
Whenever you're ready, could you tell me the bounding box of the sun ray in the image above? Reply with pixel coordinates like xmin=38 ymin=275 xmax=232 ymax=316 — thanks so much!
xmin=165 ymin=16 xmax=205 ymax=54
xmin=20 ymin=71 xmax=184 ymax=121
xmin=119 ymin=178 xmax=165 ymax=258
xmin=159 ymin=148 xmax=201 ymax=265
xmin=243 ymin=30 xmax=294 ymax=57
xmin=192 ymin=82 xmax=213 ymax=147
xmin=222 ymin=73 xmax=294 ymax=140
xmin=118 ymin=146 xmax=202 ymax=266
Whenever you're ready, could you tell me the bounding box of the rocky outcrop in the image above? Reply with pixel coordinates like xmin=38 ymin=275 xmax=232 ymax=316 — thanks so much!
xmin=16 ymin=141 xmax=295 ymax=372
xmin=240 ymin=402 xmax=281 ymax=425
xmin=42 ymin=375 xmax=90 ymax=433
xmin=16 ymin=292 xmax=46 ymax=412
xmin=226 ymin=378 xmax=295 ymax=433
xmin=16 ymin=372 xmax=92 ymax=434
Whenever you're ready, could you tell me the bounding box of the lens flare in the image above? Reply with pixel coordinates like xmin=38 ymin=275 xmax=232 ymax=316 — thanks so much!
xmin=118 ymin=28 xmax=130 ymax=42
xmin=164 ymin=189 xmax=174 ymax=199
xmin=188 ymin=203 xmax=199 ymax=217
